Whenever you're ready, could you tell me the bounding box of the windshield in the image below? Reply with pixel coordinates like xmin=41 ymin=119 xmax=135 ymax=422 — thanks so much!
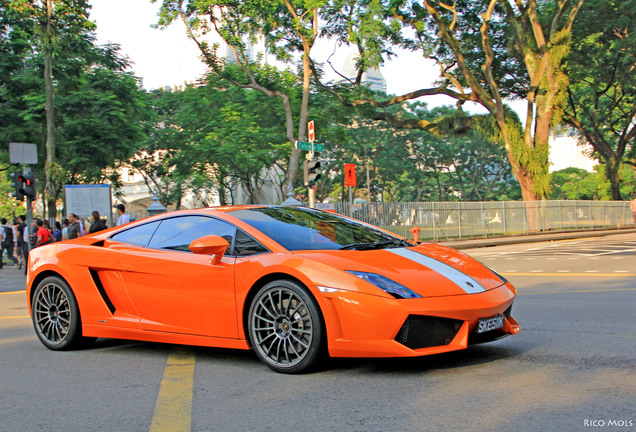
xmin=230 ymin=207 xmax=410 ymax=251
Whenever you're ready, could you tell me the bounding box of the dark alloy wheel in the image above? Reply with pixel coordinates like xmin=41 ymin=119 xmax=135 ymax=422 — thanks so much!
xmin=31 ymin=276 xmax=91 ymax=350
xmin=248 ymin=280 xmax=325 ymax=373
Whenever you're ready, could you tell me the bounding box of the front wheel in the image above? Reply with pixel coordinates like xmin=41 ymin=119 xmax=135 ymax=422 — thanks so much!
xmin=248 ymin=280 xmax=325 ymax=373
xmin=31 ymin=276 xmax=93 ymax=350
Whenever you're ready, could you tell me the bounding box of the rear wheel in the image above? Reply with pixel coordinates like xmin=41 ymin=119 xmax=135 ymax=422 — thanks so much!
xmin=248 ymin=280 xmax=324 ymax=373
xmin=31 ymin=276 xmax=93 ymax=350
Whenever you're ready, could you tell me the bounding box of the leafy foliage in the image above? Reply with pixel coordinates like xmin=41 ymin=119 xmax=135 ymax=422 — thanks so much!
xmin=550 ymin=166 xmax=636 ymax=200
xmin=0 ymin=1 xmax=149 ymax=215
xmin=130 ymin=76 xmax=290 ymax=206
xmin=563 ymin=0 xmax=636 ymax=199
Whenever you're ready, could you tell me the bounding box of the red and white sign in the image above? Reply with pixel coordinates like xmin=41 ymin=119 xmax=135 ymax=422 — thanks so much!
xmin=344 ymin=163 xmax=357 ymax=187
xmin=308 ymin=120 xmax=315 ymax=142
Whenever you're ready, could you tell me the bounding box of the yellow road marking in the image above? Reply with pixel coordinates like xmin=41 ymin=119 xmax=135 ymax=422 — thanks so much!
xmin=519 ymin=288 xmax=636 ymax=295
xmin=150 ymin=348 xmax=195 ymax=432
xmin=502 ymin=273 xmax=636 ymax=277
xmin=0 ymin=315 xmax=30 ymax=320
xmin=0 ymin=290 xmax=26 ymax=295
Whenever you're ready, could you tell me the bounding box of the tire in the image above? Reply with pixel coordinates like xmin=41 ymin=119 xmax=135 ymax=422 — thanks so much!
xmin=248 ymin=280 xmax=325 ymax=374
xmin=31 ymin=276 xmax=93 ymax=350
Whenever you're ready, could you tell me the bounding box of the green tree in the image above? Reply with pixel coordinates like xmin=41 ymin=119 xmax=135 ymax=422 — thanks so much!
xmin=550 ymin=167 xmax=602 ymax=200
xmin=550 ymin=166 xmax=636 ymax=200
xmin=154 ymin=0 xmax=325 ymax=200
xmin=131 ymin=77 xmax=290 ymax=206
xmin=1 ymin=1 xmax=149 ymax=217
xmin=563 ymin=0 xmax=636 ymax=200
xmin=317 ymin=0 xmax=583 ymax=213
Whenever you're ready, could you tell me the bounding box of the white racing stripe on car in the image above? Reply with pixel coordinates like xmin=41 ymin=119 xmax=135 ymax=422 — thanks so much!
xmin=388 ymin=248 xmax=486 ymax=294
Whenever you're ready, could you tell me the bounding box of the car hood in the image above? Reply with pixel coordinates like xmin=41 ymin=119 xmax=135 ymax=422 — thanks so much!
xmin=292 ymin=243 xmax=505 ymax=297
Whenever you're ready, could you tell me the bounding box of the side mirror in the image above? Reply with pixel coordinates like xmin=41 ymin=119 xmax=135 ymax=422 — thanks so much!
xmin=189 ymin=235 xmax=230 ymax=265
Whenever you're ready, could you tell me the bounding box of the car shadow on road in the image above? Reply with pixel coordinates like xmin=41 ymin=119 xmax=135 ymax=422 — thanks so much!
xmin=89 ymin=338 xmax=261 ymax=364
xmin=325 ymin=343 xmax=528 ymax=374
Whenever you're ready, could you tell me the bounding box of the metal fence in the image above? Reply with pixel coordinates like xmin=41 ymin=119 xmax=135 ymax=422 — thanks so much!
xmin=334 ymin=200 xmax=635 ymax=241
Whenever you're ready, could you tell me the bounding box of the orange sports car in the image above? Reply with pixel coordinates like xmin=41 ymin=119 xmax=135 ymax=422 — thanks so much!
xmin=27 ymin=206 xmax=520 ymax=373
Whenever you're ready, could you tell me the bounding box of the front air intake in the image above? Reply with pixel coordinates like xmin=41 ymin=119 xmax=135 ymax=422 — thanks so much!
xmin=395 ymin=315 xmax=463 ymax=349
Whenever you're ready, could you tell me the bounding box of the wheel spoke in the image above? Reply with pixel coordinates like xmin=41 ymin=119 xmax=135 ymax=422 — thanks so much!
xmin=282 ymin=339 xmax=291 ymax=364
xmin=36 ymin=299 xmax=48 ymax=311
xmin=287 ymin=338 xmax=301 ymax=357
xmin=258 ymin=302 xmax=277 ymax=320
xmin=40 ymin=288 xmax=52 ymax=308
xmin=290 ymin=333 xmax=310 ymax=349
xmin=260 ymin=331 xmax=277 ymax=345
xmin=266 ymin=292 xmax=280 ymax=315
xmin=290 ymin=316 xmax=308 ymax=326
xmin=254 ymin=313 xmax=275 ymax=324
xmin=274 ymin=338 xmax=283 ymax=363
xmin=283 ymin=292 xmax=293 ymax=317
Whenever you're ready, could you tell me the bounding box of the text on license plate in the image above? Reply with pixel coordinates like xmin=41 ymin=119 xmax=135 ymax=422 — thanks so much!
xmin=476 ymin=315 xmax=505 ymax=334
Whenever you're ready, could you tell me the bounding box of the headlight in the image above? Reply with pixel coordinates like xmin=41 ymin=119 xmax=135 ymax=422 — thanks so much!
xmin=346 ymin=271 xmax=422 ymax=299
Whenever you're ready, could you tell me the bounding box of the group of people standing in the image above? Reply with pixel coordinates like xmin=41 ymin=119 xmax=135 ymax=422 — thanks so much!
xmin=0 ymin=204 xmax=130 ymax=270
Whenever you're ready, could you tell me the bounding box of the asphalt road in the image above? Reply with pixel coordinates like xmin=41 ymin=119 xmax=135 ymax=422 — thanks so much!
xmin=1 ymin=233 xmax=634 ymax=432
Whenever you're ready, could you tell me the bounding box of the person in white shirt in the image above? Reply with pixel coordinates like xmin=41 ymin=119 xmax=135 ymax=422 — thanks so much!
xmin=116 ymin=204 xmax=130 ymax=226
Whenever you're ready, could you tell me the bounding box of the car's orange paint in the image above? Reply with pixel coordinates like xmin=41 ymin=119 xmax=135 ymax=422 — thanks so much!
xmin=26 ymin=206 xmax=520 ymax=359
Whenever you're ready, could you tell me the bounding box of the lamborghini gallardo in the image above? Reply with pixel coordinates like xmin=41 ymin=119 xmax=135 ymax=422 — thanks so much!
xmin=27 ymin=206 xmax=520 ymax=373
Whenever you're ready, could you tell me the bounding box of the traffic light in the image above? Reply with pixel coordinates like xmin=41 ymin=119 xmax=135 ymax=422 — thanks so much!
xmin=19 ymin=172 xmax=37 ymax=200
xmin=10 ymin=171 xmax=24 ymax=201
xmin=303 ymin=159 xmax=321 ymax=186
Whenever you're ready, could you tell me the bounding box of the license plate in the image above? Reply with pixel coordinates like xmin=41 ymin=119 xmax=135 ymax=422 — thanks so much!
xmin=476 ymin=315 xmax=505 ymax=334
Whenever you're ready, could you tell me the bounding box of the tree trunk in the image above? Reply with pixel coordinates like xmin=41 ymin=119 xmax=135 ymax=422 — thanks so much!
xmin=44 ymin=0 xmax=57 ymax=219
xmin=605 ymin=156 xmax=623 ymax=201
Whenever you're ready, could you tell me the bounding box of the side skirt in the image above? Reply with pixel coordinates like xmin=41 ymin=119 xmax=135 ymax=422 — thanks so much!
xmin=82 ymin=324 xmax=251 ymax=350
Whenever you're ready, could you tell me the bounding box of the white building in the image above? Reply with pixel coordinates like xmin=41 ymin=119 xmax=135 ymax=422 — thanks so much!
xmin=334 ymin=47 xmax=388 ymax=93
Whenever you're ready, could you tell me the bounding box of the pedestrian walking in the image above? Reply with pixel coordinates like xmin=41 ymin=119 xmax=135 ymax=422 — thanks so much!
xmin=631 ymin=195 xmax=636 ymax=225
xmin=1 ymin=218 xmax=19 ymax=266
xmin=116 ymin=204 xmax=130 ymax=226
xmin=89 ymin=211 xmax=108 ymax=233
xmin=67 ymin=214 xmax=82 ymax=239
xmin=16 ymin=215 xmax=27 ymax=269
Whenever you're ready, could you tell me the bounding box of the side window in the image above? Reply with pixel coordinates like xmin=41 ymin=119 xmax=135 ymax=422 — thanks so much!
xmin=234 ymin=230 xmax=269 ymax=256
xmin=110 ymin=221 xmax=160 ymax=247
xmin=147 ymin=216 xmax=236 ymax=253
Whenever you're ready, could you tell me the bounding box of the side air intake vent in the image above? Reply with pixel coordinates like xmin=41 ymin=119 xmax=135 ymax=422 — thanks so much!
xmin=395 ymin=315 xmax=463 ymax=349
xmin=89 ymin=269 xmax=116 ymax=314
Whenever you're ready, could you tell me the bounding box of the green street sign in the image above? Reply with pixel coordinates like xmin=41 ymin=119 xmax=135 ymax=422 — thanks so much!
xmin=295 ymin=141 xmax=324 ymax=152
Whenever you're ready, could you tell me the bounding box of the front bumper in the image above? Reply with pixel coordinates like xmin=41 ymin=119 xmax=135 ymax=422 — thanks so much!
xmin=319 ymin=282 xmax=520 ymax=358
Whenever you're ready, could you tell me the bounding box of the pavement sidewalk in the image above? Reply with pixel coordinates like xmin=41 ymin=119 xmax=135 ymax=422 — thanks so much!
xmin=439 ymin=227 xmax=636 ymax=249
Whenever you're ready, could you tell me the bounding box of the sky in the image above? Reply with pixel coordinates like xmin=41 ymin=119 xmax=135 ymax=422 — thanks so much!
xmin=90 ymin=0 xmax=205 ymax=90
